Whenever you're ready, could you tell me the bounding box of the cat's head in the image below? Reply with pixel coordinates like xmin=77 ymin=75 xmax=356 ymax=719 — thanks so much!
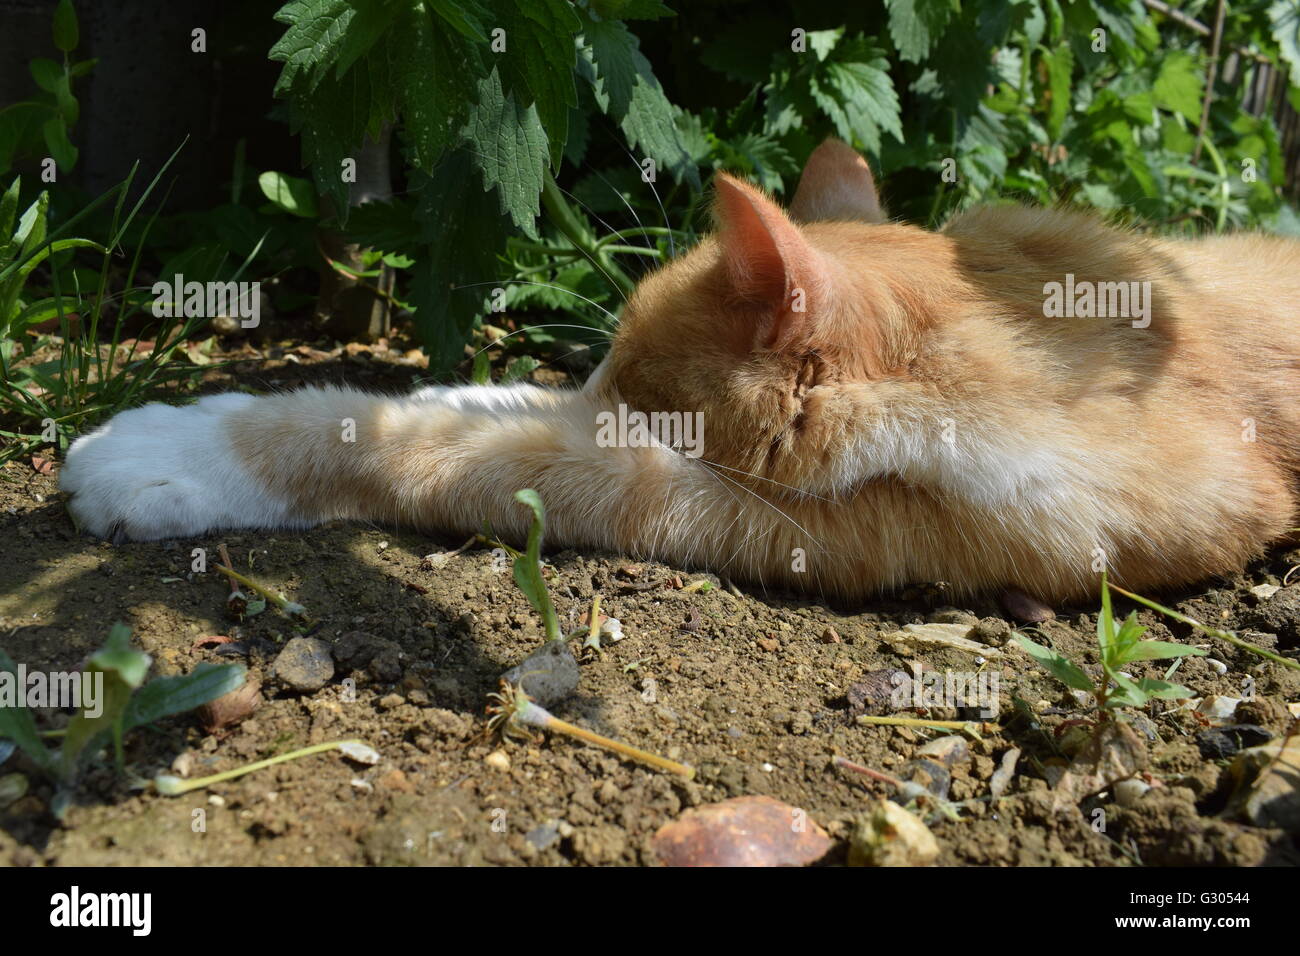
xmin=591 ymin=139 xmax=966 ymax=497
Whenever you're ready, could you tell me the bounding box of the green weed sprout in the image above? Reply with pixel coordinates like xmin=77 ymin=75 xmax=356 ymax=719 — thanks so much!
xmin=0 ymin=623 xmax=244 ymax=790
xmin=511 ymin=489 xmax=562 ymax=642
xmin=1015 ymin=573 xmax=1207 ymax=716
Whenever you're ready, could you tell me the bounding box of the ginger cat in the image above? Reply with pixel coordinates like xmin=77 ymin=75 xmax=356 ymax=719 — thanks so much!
xmin=60 ymin=139 xmax=1300 ymax=603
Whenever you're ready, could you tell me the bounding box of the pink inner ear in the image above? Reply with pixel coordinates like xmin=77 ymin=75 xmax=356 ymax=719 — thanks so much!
xmin=713 ymin=173 xmax=827 ymax=347
xmin=790 ymin=138 xmax=885 ymax=224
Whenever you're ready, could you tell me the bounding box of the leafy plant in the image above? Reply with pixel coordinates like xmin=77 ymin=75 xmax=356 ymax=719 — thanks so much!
xmin=1015 ymin=573 xmax=1207 ymax=715
xmin=0 ymin=0 xmax=95 ymax=176
xmin=0 ymin=175 xmax=104 ymax=350
xmin=268 ymin=0 xmax=693 ymax=369
xmin=0 ymin=623 xmax=245 ymax=789
xmin=0 ymin=146 xmax=264 ymax=465
xmin=261 ymin=0 xmax=1300 ymax=376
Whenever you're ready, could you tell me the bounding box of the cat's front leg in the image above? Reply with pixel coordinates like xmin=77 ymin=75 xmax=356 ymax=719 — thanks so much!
xmin=60 ymin=393 xmax=314 ymax=541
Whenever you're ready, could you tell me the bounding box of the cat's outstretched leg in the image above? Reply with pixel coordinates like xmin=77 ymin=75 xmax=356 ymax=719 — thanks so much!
xmin=59 ymin=383 xmax=717 ymax=560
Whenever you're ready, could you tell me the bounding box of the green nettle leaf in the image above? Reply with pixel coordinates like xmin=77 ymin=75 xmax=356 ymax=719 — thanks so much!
xmin=330 ymin=0 xmax=403 ymax=79
xmin=52 ymin=0 xmax=79 ymax=53
xmin=931 ymin=14 xmax=999 ymax=120
xmin=287 ymin=45 xmax=398 ymax=220
xmin=806 ymin=28 xmax=844 ymax=61
xmin=1090 ymin=0 xmax=1148 ymax=53
xmin=765 ymin=33 xmax=901 ymax=156
xmin=589 ymin=0 xmax=675 ymax=20
xmin=409 ymin=152 xmax=514 ymax=371
xmin=392 ymin=8 xmax=480 ymax=171
xmin=1152 ymin=50 xmax=1203 ymax=123
xmin=728 ymin=132 xmax=797 ymax=192
xmin=258 ymin=170 xmax=320 ymax=217
xmin=1014 ymin=634 xmax=1097 ymax=693
xmin=581 ymin=18 xmax=700 ymax=187
xmin=495 ymin=0 xmax=581 ymax=170
xmin=270 ymin=0 xmax=356 ymax=95
xmin=886 ymin=0 xmax=954 ymax=63
xmin=1272 ymin=0 xmax=1300 ymax=76
xmin=512 ymin=489 xmax=562 ymax=642
xmin=461 ymin=66 xmax=548 ymax=235
xmin=821 ymin=49 xmax=904 ymax=154
xmin=429 ymin=0 xmax=490 ymax=42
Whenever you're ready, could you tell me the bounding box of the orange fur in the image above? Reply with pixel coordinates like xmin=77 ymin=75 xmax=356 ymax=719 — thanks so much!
xmin=218 ymin=139 xmax=1300 ymax=603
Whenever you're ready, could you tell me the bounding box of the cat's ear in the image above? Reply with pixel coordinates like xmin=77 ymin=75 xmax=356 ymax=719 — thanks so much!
xmin=713 ymin=172 xmax=831 ymax=349
xmin=789 ymin=138 xmax=885 ymax=224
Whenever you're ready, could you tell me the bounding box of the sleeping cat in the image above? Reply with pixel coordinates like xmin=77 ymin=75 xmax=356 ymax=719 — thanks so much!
xmin=59 ymin=139 xmax=1300 ymax=603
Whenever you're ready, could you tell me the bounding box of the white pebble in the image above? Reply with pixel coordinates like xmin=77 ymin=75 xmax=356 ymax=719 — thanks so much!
xmin=1114 ymin=777 xmax=1151 ymax=807
xmin=339 ymin=741 xmax=381 ymax=765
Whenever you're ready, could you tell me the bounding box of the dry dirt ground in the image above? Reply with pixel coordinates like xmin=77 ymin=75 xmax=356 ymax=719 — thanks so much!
xmin=2 ymin=342 xmax=1299 ymax=866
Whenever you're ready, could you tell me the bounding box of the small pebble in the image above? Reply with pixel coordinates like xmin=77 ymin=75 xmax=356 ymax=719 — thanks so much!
xmin=339 ymin=742 xmax=381 ymax=765
xmin=526 ymin=820 xmax=562 ymax=851
xmin=0 ymin=773 xmax=28 ymax=808
xmin=916 ymin=735 xmax=970 ymax=767
xmin=849 ymin=800 xmax=939 ymax=867
xmin=501 ymin=640 xmax=579 ymax=707
xmin=272 ymin=637 xmax=335 ymax=693
xmin=1114 ymin=777 xmax=1151 ymax=807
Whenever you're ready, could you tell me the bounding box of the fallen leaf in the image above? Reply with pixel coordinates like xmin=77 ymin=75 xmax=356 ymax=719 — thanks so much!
xmin=191 ymin=635 xmax=235 ymax=651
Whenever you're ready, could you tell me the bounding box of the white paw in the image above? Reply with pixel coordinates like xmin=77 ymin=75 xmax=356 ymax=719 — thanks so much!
xmin=60 ymin=394 xmax=301 ymax=542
